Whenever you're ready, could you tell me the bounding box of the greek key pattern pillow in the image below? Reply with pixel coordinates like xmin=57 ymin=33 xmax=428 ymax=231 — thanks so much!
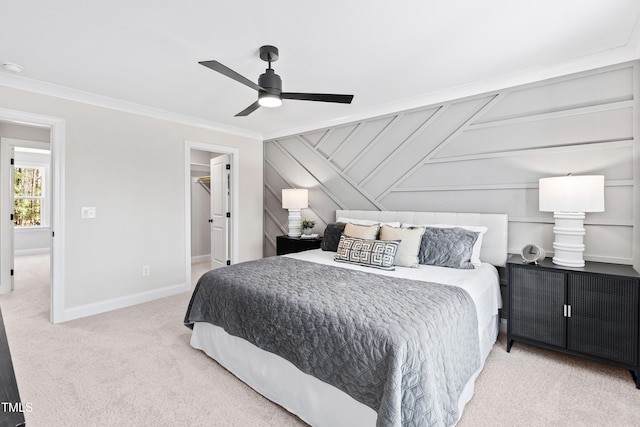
xmin=334 ymin=235 xmax=399 ymax=270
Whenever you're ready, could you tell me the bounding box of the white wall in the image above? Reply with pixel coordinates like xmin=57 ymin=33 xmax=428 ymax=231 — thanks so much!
xmin=0 ymin=122 xmax=50 ymax=142
xmin=14 ymin=228 xmax=50 ymax=254
xmin=0 ymin=85 xmax=263 ymax=317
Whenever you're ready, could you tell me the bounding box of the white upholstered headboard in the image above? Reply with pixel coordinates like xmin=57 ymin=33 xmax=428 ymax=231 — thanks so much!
xmin=335 ymin=210 xmax=509 ymax=267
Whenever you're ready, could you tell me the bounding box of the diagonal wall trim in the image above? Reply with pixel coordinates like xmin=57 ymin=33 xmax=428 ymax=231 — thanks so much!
xmin=265 ymin=148 xmax=346 ymax=213
xmin=264 ymin=206 xmax=286 ymax=235
xmin=309 ymin=128 xmax=332 ymax=150
xmin=418 ymin=139 xmax=635 ymax=164
xmin=468 ymin=99 xmax=635 ymax=130
xmin=346 ymin=114 xmax=401 ymax=176
xmin=377 ymin=95 xmax=499 ymax=201
xmin=263 ymin=184 xmax=289 ymax=234
xmin=263 ymin=163 xmax=342 ymax=227
xmin=263 ymin=232 xmax=277 ymax=251
xmin=264 ymin=178 xmax=329 ymax=230
xmin=358 ymin=106 xmax=446 ymax=190
xmin=417 ymin=94 xmax=502 ymax=161
xmin=272 ymin=139 xmax=384 ymax=211
xmin=265 ymin=61 xmax=640 ymax=266
xmin=325 ymin=123 xmax=363 ymax=163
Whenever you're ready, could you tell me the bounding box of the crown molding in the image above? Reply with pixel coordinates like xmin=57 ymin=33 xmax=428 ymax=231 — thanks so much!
xmin=2 ymin=44 xmax=639 ymax=143
xmin=263 ymin=46 xmax=640 ymax=141
xmin=0 ymin=73 xmax=262 ymax=141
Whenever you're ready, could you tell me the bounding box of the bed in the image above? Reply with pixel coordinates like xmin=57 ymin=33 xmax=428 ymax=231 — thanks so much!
xmin=185 ymin=210 xmax=508 ymax=426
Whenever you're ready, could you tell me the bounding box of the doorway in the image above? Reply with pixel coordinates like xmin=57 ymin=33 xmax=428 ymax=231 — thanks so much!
xmin=0 ymin=108 xmax=65 ymax=323
xmin=184 ymin=140 xmax=239 ymax=290
xmin=4 ymin=140 xmax=52 ymax=302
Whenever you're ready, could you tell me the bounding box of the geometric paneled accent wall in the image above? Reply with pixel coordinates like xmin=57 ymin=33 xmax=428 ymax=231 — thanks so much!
xmin=264 ymin=61 xmax=639 ymax=268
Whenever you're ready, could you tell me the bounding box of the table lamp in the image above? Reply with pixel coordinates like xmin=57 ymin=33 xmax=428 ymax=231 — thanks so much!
xmin=539 ymin=174 xmax=604 ymax=267
xmin=282 ymin=188 xmax=308 ymax=237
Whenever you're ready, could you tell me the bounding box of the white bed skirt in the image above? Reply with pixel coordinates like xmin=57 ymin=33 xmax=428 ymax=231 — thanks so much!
xmin=191 ymin=314 xmax=499 ymax=426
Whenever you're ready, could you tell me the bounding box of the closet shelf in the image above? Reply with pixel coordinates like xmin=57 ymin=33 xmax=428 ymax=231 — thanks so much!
xmin=196 ymin=176 xmax=211 ymax=194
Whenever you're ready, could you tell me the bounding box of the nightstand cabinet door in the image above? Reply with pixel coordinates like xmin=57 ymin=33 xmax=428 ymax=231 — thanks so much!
xmin=567 ymin=273 xmax=639 ymax=365
xmin=508 ymin=257 xmax=640 ymax=388
xmin=510 ymin=265 xmax=566 ymax=348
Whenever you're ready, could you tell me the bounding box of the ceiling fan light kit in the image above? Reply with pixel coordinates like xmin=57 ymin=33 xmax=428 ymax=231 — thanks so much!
xmin=258 ymin=92 xmax=282 ymax=108
xmin=199 ymin=45 xmax=353 ymax=116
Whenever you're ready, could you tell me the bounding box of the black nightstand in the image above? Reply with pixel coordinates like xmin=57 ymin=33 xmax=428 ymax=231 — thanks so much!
xmin=507 ymin=256 xmax=640 ymax=388
xmin=276 ymin=235 xmax=322 ymax=255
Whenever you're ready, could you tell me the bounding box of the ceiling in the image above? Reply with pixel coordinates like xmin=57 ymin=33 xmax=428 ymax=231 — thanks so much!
xmin=1 ymin=1 xmax=640 ymax=139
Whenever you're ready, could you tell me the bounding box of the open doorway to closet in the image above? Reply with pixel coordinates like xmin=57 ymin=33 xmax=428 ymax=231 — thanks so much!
xmin=184 ymin=140 xmax=239 ymax=289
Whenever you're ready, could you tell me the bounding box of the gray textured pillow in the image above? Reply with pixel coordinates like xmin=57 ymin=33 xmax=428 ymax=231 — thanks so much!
xmin=419 ymin=227 xmax=479 ymax=269
xmin=321 ymin=222 xmax=346 ymax=251
xmin=334 ymin=235 xmax=399 ymax=270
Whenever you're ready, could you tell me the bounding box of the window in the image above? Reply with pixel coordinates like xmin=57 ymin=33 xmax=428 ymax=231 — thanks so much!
xmin=14 ymin=166 xmax=45 ymax=227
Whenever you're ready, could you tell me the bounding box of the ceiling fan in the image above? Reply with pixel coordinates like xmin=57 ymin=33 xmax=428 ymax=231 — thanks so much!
xmin=199 ymin=45 xmax=354 ymax=117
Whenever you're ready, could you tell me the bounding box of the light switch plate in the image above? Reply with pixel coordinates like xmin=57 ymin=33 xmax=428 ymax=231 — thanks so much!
xmin=81 ymin=207 xmax=96 ymax=219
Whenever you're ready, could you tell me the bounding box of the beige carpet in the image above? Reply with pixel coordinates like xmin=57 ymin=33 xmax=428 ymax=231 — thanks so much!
xmin=2 ymin=254 xmax=640 ymax=426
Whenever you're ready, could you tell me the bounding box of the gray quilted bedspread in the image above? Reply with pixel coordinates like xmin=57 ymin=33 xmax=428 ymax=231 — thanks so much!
xmin=184 ymin=256 xmax=480 ymax=426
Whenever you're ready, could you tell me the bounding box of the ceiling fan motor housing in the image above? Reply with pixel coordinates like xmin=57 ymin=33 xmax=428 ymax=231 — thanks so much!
xmin=258 ymin=68 xmax=282 ymax=96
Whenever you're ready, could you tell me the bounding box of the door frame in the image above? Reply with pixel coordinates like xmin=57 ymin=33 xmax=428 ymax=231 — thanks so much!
xmin=0 ymin=107 xmax=66 ymax=323
xmin=184 ymin=140 xmax=239 ymax=289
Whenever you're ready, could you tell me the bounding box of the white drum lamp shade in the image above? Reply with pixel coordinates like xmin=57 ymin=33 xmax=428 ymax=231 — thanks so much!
xmin=539 ymin=175 xmax=604 ymax=267
xmin=282 ymin=189 xmax=308 ymax=237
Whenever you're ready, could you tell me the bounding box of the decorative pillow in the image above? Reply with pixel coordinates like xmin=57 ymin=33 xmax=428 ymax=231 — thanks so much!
xmin=379 ymin=225 xmax=425 ymax=268
xmin=402 ymin=223 xmax=487 ymax=267
xmin=343 ymin=222 xmax=380 ymax=240
xmin=418 ymin=227 xmax=479 ymax=269
xmin=321 ymin=222 xmax=346 ymax=251
xmin=334 ymin=235 xmax=399 ymax=270
xmin=337 ymin=217 xmax=401 ymax=228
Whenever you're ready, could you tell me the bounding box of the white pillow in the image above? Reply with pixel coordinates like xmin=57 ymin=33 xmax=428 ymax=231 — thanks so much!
xmin=337 ymin=217 xmax=401 ymax=228
xmin=401 ymin=223 xmax=487 ymax=267
xmin=343 ymin=222 xmax=380 ymax=240
xmin=379 ymin=225 xmax=425 ymax=268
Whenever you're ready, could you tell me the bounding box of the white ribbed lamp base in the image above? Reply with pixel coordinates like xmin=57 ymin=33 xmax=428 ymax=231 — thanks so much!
xmin=287 ymin=209 xmax=302 ymax=237
xmin=551 ymin=211 xmax=586 ymax=267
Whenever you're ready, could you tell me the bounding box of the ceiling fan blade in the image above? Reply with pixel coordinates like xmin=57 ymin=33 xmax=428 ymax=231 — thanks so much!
xmin=281 ymin=92 xmax=354 ymax=104
xmin=235 ymin=101 xmax=261 ymax=117
xmin=199 ymin=60 xmax=262 ymax=92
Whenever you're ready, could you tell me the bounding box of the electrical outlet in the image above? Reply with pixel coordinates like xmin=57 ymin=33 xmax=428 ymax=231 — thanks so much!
xmin=142 ymin=265 xmax=150 ymax=276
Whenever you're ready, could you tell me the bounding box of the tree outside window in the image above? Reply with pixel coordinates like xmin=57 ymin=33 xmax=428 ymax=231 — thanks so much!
xmin=14 ymin=166 xmax=44 ymax=227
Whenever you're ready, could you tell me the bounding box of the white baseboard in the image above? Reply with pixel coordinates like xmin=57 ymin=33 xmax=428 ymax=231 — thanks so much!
xmin=62 ymin=282 xmax=187 ymax=323
xmin=191 ymin=254 xmax=210 ymax=264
